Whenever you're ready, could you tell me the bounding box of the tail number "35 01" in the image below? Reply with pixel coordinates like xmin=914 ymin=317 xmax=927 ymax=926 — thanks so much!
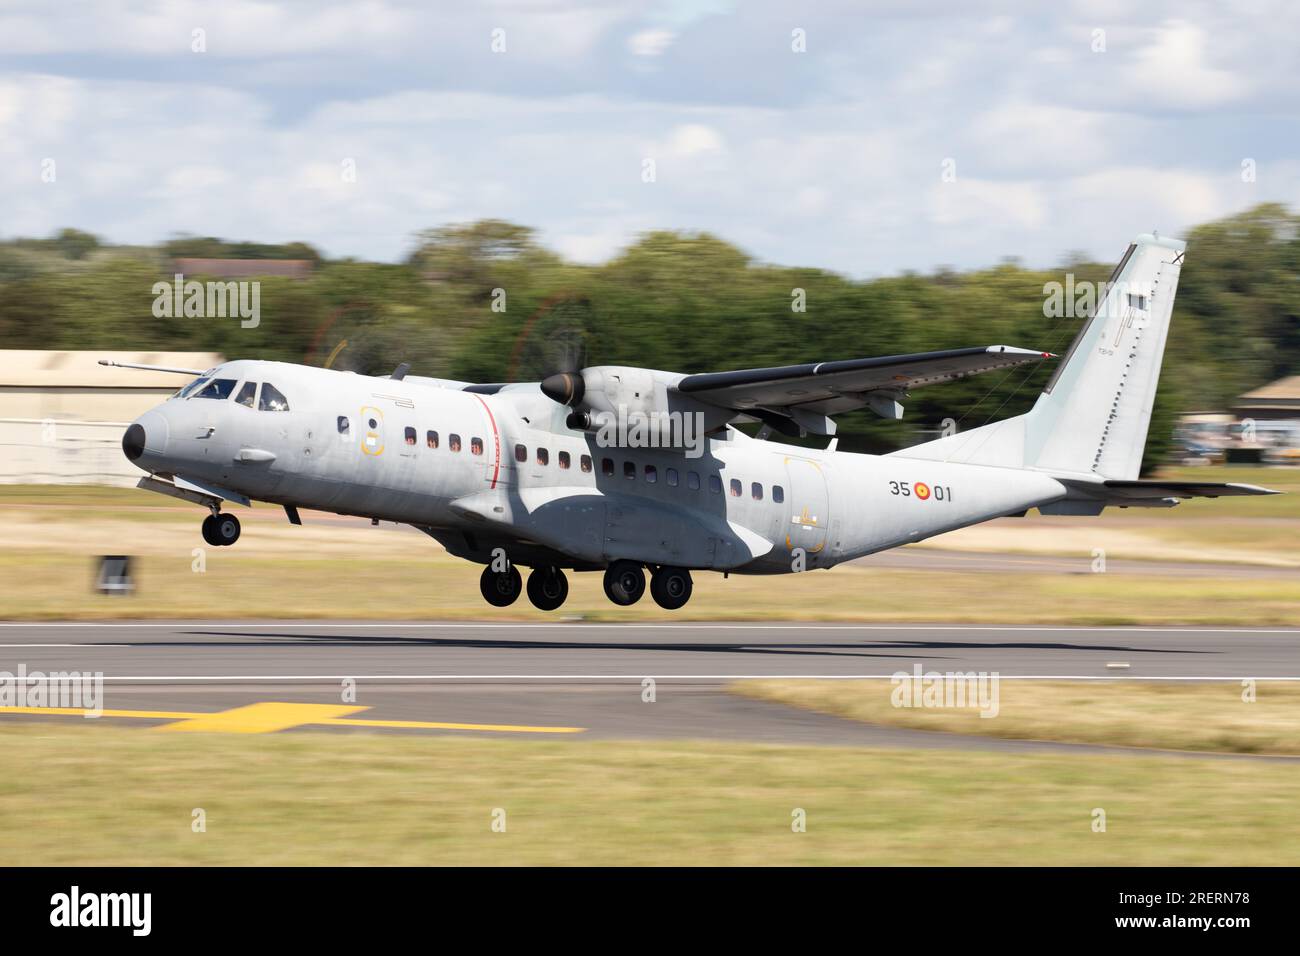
xmin=889 ymin=480 xmax=952 ymax=501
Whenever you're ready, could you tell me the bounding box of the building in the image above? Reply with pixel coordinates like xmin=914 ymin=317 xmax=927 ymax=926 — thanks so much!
xmin=1236 ymin=375 xmax=1300 ymax=423
xmin=172 ymin=258 xmax=314 ymax=280
xmin=0 ymin=350 xmax=222 ymax=486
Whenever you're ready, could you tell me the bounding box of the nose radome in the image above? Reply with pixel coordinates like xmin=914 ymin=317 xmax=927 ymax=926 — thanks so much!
xmin=122 ymin=410 xmax=170 ymax=466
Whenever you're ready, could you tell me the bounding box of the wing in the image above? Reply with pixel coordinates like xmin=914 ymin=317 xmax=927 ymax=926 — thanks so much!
xmin=673 ymin=345 xmax=1054 ymax=433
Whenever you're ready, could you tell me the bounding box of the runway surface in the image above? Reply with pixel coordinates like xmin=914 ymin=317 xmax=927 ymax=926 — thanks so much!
xmin=2 ymin=621 xmax=1297 ymax=752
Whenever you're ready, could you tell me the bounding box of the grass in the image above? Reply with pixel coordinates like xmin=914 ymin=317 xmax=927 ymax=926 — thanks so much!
xmin=2 ymin=723 xmax=1299 ymax=865
xmin=733 ymin=680 xmax=1300 ymax=755
xmin=1 ymin=481 xmax=1297 ymax=623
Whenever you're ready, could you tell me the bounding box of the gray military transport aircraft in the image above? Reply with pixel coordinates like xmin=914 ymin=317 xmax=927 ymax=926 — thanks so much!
xmin=108 ymin=233 xmax=1275 ymax=611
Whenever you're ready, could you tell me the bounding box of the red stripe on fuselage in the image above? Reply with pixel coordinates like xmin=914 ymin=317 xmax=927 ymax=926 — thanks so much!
xmin=472 ymin=394 xmax=502 ymax=489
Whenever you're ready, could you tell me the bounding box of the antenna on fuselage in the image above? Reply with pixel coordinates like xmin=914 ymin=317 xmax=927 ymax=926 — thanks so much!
xmin=390 ymin=362 xmax=411 ymax=380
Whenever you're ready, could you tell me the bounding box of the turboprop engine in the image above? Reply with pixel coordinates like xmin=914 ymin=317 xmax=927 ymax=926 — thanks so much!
xmin=539 ymin=365 xmax=733 ymax=449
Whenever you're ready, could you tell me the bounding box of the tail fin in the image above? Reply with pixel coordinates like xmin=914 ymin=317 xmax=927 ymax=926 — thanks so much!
xmin=892 ymin=233 xmax=1185 ymax=479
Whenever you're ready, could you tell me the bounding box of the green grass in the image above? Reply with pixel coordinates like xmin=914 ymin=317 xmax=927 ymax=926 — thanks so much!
xmin=734 ymin=680 xmax=1300 ymax=754
xmin=2 ymin=724 xmax=1298 ymax=865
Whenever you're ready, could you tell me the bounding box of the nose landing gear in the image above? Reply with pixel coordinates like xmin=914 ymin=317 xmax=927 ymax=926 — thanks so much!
xmin=200 ymin=512 xmax=241 ymax=547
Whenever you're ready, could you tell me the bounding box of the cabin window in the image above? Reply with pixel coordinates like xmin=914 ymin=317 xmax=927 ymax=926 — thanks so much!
xmin=687 ymin=471 xmax=700 ymax=490
xmin=337 ymin=416 xmax=350 ymax=434
xmin=751 ymin=482 xmax=763 ymax=500
xmin=602 ymin=458 xmax=614 ymax=476
xmin=773 ymin=485 xmax=785 ymax=503
xmin=196 ymin=378 xmax=237 ymax=401
xmin=449 ymin=434 xmax=462 ymax=452
xmin=258 ymin=383 xmax=290 ymax=411
xmin=709 ymin=475 xmax=722 ymax=494
xmin=426 ymin=430 xmax=438 ymax=449
xmin=644 ymin=464 xmax=657 ymax=483
xmin=404 ymin=427 xmax=417 ymax=446
xmin=234 ymin=381 xmax=257 ymax=407
xmin=580 ymin=455 xmax=593 ymax=473
xmin=666 ymin=467 xmax=679 ymax=487
xmin=537 ymin=448 xmax=549 ymax=466
xmin=471 ymin=437 xmax=484 ymax=455
xmin=558 ymin=451 xmax=571 ymax=470
xmin=623 ymin=461 xmax=636 ymax=480
xmin=515 ymin=443 xmax=527 ymax=463
xmin=729 ymin=478 xmax=742 ymax=497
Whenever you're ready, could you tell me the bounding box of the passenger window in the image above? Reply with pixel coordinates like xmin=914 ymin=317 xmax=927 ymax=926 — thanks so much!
xmin=404 ymin=426 xmax=417 ymax=446
xmin=773 ymin=485 xmax=785 ymax=503
xmin=623 ymin=461 xmax=636 ymax=480
xmin=666 ymin=467 xmax=679 ymax=487
xmin=449 ymin=434 xmax=462 ymax=452
xmin=580 ymin=455 xmax=593 ymax=473
xmin=537 ymin=448 xmax=549 ymax=466
xmin=602 ymin=458 xmax=614 ymax=476
xmin=751 ymin=482 xmax=763 ymax=500
xmin=558 ymin=451 xmax=571 ymax=470
xmin=258 ymin=383 xmax=290 ymax=411
xmin=515 ymin=443 xmax=527 ymax=463
xmin=709 ymin=475 xmax=722 ymax=494
xmin=687 ymin=471 xmax=700 ymax=490
xmin=471 ymin=437 xmax=484 ymax=456
xmin=729 ymin=478 xmax=742 ymax=497
xmin=234 ymin=381 xmax=257 ymax=407
xmin=645 ymin=464 xmax=657 ymax=483
xmin=426 ymin=430 xmax=439 ymax=449
xmin=196 ymin=378 xmax=237 ymax=400
xmin=337 ymin=416 xmax=350 ymax=434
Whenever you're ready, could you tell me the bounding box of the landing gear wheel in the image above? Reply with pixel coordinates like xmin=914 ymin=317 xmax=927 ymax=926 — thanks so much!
xmin=526 ymin=566 xmax=569 ymax=611
xmin=650 ymin=566 xmax=693 ymax=610
xmin=201 ymin=514 xmax=220 ymax=546
xmin=212 ymin=512 xmax=241 ymax=546
xmin=480 ymin=564 xmax=523 ymax=607
xmin=603 ymin=560 xmax=645 ymax=606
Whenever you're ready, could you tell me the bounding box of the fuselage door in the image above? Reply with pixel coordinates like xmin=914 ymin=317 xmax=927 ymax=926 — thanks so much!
xmin=784 ymin=457 xmax=829 ymax=561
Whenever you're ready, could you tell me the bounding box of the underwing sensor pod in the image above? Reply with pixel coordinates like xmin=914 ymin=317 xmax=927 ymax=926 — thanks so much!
xmin=113 ymin=233 xmax=1277 ymax=611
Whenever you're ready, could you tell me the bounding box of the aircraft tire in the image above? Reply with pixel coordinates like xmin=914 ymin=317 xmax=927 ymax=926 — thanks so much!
xmin=480 ymin=564 xmax=523 ymax=607
xmin=650 ymin=566 xmax=692 ymax=610
xmin=603 ymin=560 xmax=645 ymax=606
xmin=212 ymin=512 xmax=241 ymax=546
xmin=526 ymin=566 xmax=569 ymax=611
xmin=201 ymin=514 xmax=221 ymax=546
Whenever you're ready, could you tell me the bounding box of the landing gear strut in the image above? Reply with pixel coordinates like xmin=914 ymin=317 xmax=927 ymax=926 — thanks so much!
xmin=201 ymin=512 xmax=241 ymax=547
xmin=650 ymin=566 xmax=693 ymax=610
xmin=603 ymin=560 xmax=646 ymax=606
xmin=480 ymin=564 xmax=523 ymax=607
xmin=526 ymin=566 xmax=569 ymax=611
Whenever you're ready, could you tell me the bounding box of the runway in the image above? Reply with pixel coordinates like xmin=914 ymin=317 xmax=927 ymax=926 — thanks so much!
xmin=2 ymin=621 xmax=1297 ymax=751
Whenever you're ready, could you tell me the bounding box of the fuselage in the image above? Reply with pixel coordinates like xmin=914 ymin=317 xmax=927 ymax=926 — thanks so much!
xmin=125 ymin=360 xmax=1070 ymax=573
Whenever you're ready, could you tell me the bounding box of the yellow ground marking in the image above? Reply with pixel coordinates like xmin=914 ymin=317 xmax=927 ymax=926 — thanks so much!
xmin=156 ymin=702 xmax=367 ymax=733
xmin=1 ymin=702 xmax=587 ymax=735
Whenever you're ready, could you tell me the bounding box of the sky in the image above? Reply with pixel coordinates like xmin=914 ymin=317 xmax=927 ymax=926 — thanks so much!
xmin=2 ymin=0 xmax=1298 ymax=277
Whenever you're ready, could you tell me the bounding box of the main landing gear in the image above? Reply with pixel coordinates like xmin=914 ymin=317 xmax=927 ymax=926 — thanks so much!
xmin=200 ymin=511 xmax=241 ymax=547
xmin=477 ymin=559 xmax=693 ymax=611
xmin=602 ymin=561 xmax=693 ymax=610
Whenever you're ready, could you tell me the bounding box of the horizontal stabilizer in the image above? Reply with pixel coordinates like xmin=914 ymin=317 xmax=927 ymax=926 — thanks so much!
xmin=1063 ymin=478 xmax=1279 ymax=500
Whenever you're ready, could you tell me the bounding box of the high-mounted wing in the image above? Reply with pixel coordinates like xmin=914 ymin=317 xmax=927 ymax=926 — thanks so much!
xmin=673 ymin=345 xmax=1054 ymax=432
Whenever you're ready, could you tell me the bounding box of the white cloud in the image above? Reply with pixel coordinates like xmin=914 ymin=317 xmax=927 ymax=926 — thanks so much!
xmin=1122 ymin=19 xmax=1250 ymax=109
xmin=628 ymin=29 xmax=675 ymax=56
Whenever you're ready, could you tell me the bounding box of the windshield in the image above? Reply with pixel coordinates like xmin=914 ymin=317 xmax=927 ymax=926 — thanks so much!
xmin=178 ymin=376 xmax=210 ymax=399
xmin=194 ymin=378 xmax=238 ymax=400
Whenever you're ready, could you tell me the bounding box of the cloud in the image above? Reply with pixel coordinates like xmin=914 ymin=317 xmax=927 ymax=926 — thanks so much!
xmin=1121 ymin=19 xmax=1250 ymax=110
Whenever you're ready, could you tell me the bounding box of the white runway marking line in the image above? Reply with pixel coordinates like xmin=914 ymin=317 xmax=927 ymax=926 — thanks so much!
xmin=2 ymin=622 xmax=1299 ymax=634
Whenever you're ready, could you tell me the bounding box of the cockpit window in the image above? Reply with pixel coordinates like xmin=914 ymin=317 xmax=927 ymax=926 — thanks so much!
xmin=234 ymin=381 xmax=257 ymax=407
xmin=179 ymin=377 xmax=210 ymax=399
xmin=195 ymin=378 xmax=237 ymax=400
xmin=258 ymin=383 xmax=290 ymax=411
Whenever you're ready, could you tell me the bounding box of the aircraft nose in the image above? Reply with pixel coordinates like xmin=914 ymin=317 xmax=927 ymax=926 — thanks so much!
xmin=122 ymin=410 xmax=169 ymax=465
